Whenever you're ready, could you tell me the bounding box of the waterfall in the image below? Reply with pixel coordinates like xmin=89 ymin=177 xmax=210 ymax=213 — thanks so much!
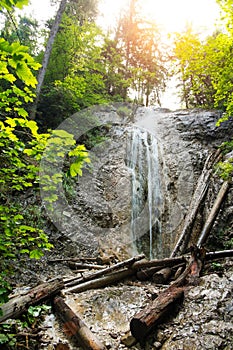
xmin=126 ymin=126 xmax=163 ymax=259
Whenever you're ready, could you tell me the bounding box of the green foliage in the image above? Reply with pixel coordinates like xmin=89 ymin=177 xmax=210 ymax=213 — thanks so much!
xmin=211 ymin=261 xmax=223 ymax=270
xmin=0 ymin=304 xmax=51 ymax=348
xmin=0 ymin=0 xmax=28 ymax=11
xmin=225 ymin=238 xmax=233 ymax=248
xmin=0 ymin=0 xmax=90 ymax=307
xmin=40 ymin=129 xmax=90 ymax=210
xmin=37 ymin=19 xmax=109 ymax=128
xmin=1 ymin=14 xmax=40 ymax=56
xmin=0 ymin=275 xmax=11 ymax=307
xmin=172 ymin=6 xmax=233 ymax=117
xmin=0 ymin=117 xmax=53 ymax=287
xmin=0 ymin=116 xmax=90 ymax=270
xmin=0 ymin=38 xmax=41 ymax=117
xmin=115 ymin=1 xmax=168 ymax=105
xmin=26 ymin=304 xmax=51 ymax=324
xmin=215 ymin=159 xmax=233 ymax=180
xmin=215 ymin=140 xmax=233 ymax=180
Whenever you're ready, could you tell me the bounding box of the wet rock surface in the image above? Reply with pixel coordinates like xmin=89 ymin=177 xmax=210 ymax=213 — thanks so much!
xmin=10 ymin=106 xmax=233 ymax=349
xmin=40 ymin=264 xmax=233 ymax=349
xmin=157 ymin=262 xmax=233 ymax=350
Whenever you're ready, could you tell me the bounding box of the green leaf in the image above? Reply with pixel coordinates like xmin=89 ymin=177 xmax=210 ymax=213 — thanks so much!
xmin=70 ymin=162 xmax=82 ymax=177
xmin=17 ymin=108 xmax=28 ymax=117
xmin=0 ymin=288 xmax=7 ymax=296
xmin=29 ymin=250 xmax=44 ymax=259
xmin=0 ymin=333 xmax=9 ymax=344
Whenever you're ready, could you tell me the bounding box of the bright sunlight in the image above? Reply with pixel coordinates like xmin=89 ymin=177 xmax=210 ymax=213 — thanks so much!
xmin=99 ymin=0 xmax=220 ymax=34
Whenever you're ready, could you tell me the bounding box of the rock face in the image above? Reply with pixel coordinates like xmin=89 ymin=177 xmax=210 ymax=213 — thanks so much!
xmin=61 ymin=263 xmax=233 ymax=350
xmin=39 ymin=105 xmax=233 ymax=350
xmin=157 ymin=262 xmax=233 ymax=350
xmin=58 ymin=105 xmax=233 ymax=260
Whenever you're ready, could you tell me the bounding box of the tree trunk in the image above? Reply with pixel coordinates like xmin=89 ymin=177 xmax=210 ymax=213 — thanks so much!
xmin=136 ymin=266 xmax=167 ymax=281
xmin=130 ymin=246 xmax=204 ymax=341
xmin=66 ymin=268 xmax=135 ymax=294
xmin=205 ymin=249 xmax=233 ymax=260
xmin=30 ymin=0 xmax=67 ymax=119
xmin=152 ymin=267 xmax=172 ymax=284
xmin=0 ymin=279 xmax=63 ymax=323
xmin=65 ymin=255 xmax=144 ymax=288
xmin=68 ymin=263 xmax=105 ymax=270
xmin=53 ymin=296 xmax=106 ymax=350
xmin=130 ymin=286 xmax=184 ymax=341
xmin=170 ymin=149 xmax=222 ymax=257
xmin=197 ymin=181 xmax=229 ymax=247
xmin=132 ymin=256 xmax=186 ymax=270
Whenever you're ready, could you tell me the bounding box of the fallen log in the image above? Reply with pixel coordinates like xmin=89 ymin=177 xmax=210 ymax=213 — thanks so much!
xmin=0 ymin=279 xmax=64 ymax=323
xmin=132 ymin=249 xmax=233 ymax=272
xmin=49 ymin=257 xmax=98 ymax=263
xmin=171 ymin=150 xmax=221 ymax=257
xmin=66 ymin=268 xmax=135 ymax=294
xmin=65 ymin=250 xmax=232 ymax=294
xmin=68 ymin=263 xmax=105 ymax=270
xmin=64 ymin=254 xmax=144 ymax=288
xmin=205 ymin=249 xmax=233 ymax=260
xmin=136 ymin=266 xmax=166 ymax=281
xmin=132 ymin=256 xmax=186 ymax=270
xmin=172 ymin=246 xmax=205 ymax=287
xmin=197 ymin=181 xmax=229 ymax=248
xmin=130 ymin=246 xmax=204 ymax=341
xmin=152 ymin=267 xmax=172 ymax=284
xmin=130 ymin=286 xmax=184 ymax=341
xmin=53 ymin=296 xmax=106 ymax=350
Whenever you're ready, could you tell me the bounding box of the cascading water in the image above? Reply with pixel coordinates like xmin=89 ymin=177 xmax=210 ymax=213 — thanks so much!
xmin=126 ymin=126 xmax=163 ymax=259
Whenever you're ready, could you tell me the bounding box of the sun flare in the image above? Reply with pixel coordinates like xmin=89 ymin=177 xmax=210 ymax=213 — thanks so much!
xmin=99 ymin=0 xmax=220 ymax=34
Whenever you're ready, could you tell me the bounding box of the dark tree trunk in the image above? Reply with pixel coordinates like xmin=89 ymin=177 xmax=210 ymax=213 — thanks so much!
xmin=0 ymin=279 xmax=63 ymax=323
xmin=53 ymin=296 xmax=106 ymax=350
xmin=30 ymin=0 xmax=68 ymax=119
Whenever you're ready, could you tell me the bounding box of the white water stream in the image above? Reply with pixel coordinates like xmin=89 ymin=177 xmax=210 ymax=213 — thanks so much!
xmin=127 ymin=126 xmax=163 ymax=259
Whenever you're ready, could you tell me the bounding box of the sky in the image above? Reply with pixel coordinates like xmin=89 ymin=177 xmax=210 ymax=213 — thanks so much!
xmin=98 ymin=0 xmax=221 ymax=34
xmin=24 ymin=0 xmax=221 ymax=34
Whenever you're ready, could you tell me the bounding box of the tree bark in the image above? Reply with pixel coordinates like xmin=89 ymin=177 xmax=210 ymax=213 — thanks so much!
xmin=205 ymin=249 xmax=233 ymax=260
xmin=171 ymin=149 xmax=222 ymax=257
xmin=132 ymin=256 xmax=186 ymax=270
xmin=30 ymin=0 xmax=67 ymax=119
xmin=136 ymin=266 xmax=166 ymax=281
xmin=64 ymin=254 xmax=144 ymax=288
xmin=66 ymin=268 xmax=135 ymax=294
xmin=0 ymin=279 xmax=64 ymax=323
xmin=130 ymin=246 xmax=204 ymax=341
xmin=197 ymin=181 xmax=229 ymax=247
xmin=53 ymin=296 xmax=106 ymax=350
xmin=130 ymin=286 xmax=184 ymax=341
xmin=152 ymin=267 xmax=172 ymax=284
xmin=68 ymin=263 xmax=105 ymax=270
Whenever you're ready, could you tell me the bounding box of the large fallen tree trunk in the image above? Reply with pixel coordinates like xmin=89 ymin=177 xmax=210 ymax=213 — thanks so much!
xmin=68 ymin=263 xmax=105 ymax=270
xmin=0 ymin=279 xmax=63 ymax=323
xmin=66 ymin=250 xmax=233 ymax=293
xmin=152 ymin=267 xmax=172 ymax=284
xmin=197 ymin=181 xmax=229 ymax=247
xmin=205 ymin=249 xmax=233 ymax=260
xmin=132 ymin=256 xmax=186 ymax=270
xmin=65 ymin=254 xmax=144 ymax=288
xmin=53 ymin=296 xmax=106 ymax=350
xmin=130 ymin=246 xmax=204 ymax=341
xmin=66 ymin=268 xmax=135 ymax=294
xmin=132 ymin=250 xmax=233 ymax=272
xmin=130 ymin=286 xmax=184 ymax=341
xmin=171 ymin=149 xmax=222 ymax=257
